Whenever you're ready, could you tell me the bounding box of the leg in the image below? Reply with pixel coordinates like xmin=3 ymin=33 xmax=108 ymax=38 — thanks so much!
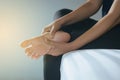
xmin=44 ymin=8 xmax=72 ymax=80
xmin=52 ymin=31 xmax=71 ymax=43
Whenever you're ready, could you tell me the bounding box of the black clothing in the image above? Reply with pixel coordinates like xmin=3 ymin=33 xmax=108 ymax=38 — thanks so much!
xmin=102 ymin=0 xmax=114 ymax=16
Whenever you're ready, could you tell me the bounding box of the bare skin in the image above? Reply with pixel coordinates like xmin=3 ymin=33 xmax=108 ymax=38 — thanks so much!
xmin=21 ymin=0 xmax=120 ymax=59
xmin=21 ymin=31 xmax=70 ymax=59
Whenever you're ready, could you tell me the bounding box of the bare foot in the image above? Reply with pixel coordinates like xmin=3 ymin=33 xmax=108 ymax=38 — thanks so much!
xmin=20 ymin=33 xmax=51 ymax=58
xmin=20 ymin=31 xmax=71 ymax=59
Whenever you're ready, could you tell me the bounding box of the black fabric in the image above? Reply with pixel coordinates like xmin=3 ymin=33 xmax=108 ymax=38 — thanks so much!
xmin=102 ymin=0 xmax=114 ymax=16
xmin=44 ymin=55 xmax=62 ymax=80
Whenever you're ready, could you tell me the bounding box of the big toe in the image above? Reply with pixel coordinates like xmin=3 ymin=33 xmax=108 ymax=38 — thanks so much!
xmin=20 ymin=40 xmax=31 ymax=48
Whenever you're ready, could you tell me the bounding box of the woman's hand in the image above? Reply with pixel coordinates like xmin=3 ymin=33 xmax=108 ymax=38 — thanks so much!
xmin=42 ymin=38 xmax=74 ymax=56
xmin=41 ymin=20 xmax=62 ymax=39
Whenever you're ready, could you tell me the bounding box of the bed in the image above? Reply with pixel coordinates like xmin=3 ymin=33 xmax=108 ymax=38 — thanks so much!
xmin=60 ymin=49 xmax=120 ymax=80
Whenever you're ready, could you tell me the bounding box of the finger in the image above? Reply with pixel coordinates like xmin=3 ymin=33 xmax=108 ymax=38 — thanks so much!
xmin=50 ymin=26 xmax=56 ymax=39
xmin=25 ymin=47 xmax=33 ymax=56
xmin=20 ymin=40 xmax=32 ymax=48
xmin=41 ymin=27 xmax=50 ymax=35
xmin=41 ymin=30 xmax=47 ymax=35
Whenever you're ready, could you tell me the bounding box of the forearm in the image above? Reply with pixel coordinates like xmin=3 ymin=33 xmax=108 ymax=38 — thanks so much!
xmin=56 ymin=0 xmax=102 ymax=26
xmin=70 ymin=14 xmax=120 ymax=50
xmin=68 ymin=0 xmax=120 ymax=50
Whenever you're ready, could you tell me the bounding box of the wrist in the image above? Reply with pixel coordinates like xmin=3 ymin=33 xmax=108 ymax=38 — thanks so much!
xmin=68 ymin=41 xmax=83 ymax=51
xmin=67 ymin=42 xmax=78 ymax=51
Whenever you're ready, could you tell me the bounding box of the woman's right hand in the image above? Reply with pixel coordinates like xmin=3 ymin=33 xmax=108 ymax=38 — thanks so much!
xmin=41 ymin=20 xmax=63 ymax=39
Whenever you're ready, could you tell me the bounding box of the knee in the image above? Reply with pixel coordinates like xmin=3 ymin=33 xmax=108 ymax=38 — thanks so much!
xmin=53 ymin=8 xmax=72 ymax=20
xmin=52 ymin=31 xmax=71 ymax=43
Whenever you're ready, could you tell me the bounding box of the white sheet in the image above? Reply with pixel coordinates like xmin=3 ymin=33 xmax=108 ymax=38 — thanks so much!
xmin=60 ymin=49 xmax=120 ymax=80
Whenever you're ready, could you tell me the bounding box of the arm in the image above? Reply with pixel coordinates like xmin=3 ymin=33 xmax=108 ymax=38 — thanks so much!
xmin=42 ymin=0 xmax=102 ymax=38
xmin=56 ymin=0 xmax=102 ymax=26
xmin=69 ymin=0 xmax=120 ymax=50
